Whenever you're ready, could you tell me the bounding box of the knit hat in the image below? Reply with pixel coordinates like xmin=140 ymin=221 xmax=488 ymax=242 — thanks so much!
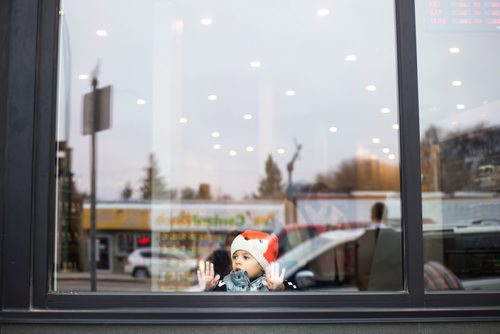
xmin=230 ymin=230 xmax=279 ymax=270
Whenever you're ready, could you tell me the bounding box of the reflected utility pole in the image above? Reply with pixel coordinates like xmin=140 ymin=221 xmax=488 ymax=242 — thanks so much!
xmin=287 ymin=138 xmax=302 ymax=200
xmin=286 ymin=139 xmax=302 ymax=224
xmin=82 ymin=61 xmax=112 ymax=291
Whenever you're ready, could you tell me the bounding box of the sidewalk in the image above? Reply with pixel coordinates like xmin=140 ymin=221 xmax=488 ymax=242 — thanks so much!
xmin=56 ymin=271 xmax=145 ymax=283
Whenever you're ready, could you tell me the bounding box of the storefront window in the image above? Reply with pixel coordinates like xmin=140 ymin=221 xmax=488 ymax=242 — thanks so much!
xmin=54 ymin=0 xmax=403 ymax=292
xmin=415 ymin=0 xmax=500 ymax=291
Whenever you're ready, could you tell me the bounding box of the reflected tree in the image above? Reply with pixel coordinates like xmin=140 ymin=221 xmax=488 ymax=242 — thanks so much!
xmin=139 ymin=153 xmax=170 ymax=200
xmin=255 ymin=154 xmax=285 ymax=199
xmin=420 ymin=126 xmax=443 ymax=192
xmin=121 ymin=181 xmax=133 ymax=200
xmin=181 ymin=187 xmax=197 ymax=200
xmin=315 ymin=158 xmax=400 ymax=192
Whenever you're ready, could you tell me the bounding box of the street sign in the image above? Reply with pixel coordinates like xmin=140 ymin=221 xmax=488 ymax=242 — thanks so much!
xmin=82 ymin=85 xmax=112 ymax=135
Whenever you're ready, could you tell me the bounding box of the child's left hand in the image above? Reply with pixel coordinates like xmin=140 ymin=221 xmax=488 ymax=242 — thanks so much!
xmin=263 ymin=262 xmax=286 ymax=291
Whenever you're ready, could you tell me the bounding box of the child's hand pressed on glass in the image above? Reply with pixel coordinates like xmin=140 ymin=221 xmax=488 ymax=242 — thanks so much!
xmin=263 ymin=262 xmax=286 ymax=291
xmin=197 ymin=261 xmax=220 ymax=291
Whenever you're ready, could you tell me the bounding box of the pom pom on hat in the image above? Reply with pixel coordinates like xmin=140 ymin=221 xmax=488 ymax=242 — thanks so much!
xmin=230 ymin=230 xmax=279 ymax=270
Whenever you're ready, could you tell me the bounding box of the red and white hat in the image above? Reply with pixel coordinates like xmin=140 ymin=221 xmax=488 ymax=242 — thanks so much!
xmin=230 ymin=230 xmax=279 ymax=270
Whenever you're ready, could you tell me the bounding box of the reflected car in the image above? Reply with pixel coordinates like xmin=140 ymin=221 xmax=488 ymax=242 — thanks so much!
xmin=275 ymin=222 xmax=370 ymax=257
xmin=276 ymin=228 xmax=373 ymax=291
xmin=124 ymin=247 xmax=197 ymax=278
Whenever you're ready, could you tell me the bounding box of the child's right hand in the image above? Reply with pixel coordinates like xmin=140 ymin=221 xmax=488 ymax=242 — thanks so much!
xmin=197 ymin=261 xmax=220 ymax=291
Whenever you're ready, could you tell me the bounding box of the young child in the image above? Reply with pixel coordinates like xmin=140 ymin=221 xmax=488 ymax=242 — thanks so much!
xmin=197 ymin=230 xmax=296 ymax=291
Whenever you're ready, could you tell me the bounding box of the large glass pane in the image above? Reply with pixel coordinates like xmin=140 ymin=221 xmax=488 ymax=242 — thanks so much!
xmin=54 ymin=0 xmax=402 ymax=292
xmin=416 ymin=0 xmax=500 ymax=291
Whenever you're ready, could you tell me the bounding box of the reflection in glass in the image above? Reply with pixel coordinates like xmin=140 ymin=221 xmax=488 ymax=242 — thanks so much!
xmin=416 ymin=0 xmax=500 ymax=291
xmin=54 ymin=0 xmax=401 ymax=292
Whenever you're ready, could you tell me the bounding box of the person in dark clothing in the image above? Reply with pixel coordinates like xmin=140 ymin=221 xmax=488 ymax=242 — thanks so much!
xmin=205 ymin=230 xmax=241 ymax=279
xmin=198 ymin=230 xmax=296 ymax=291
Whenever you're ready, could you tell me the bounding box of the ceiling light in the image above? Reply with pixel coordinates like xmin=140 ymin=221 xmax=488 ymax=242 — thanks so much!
xmin=388 ymin=154 xmax=396 ymax=160
xmin=229 ymin=150 xmax=237 ymax=156
xmin=366 ymin=85 xmax=377 ymax=92
xmin=179 ymin=117 xmax=188 ymax=123
xmin=201 ymin=18 xmax=213 ymax=25
xmin=243 ymin=114 xmax=253 ymax=120
xmin=449 ymin=47 xmax=460 ymax=54
xmin=372 ymin=137 xmax=380 ymax=144
xmin=78 ymin=74 xmax=89 ymax=80
xmin=246 ymin=146 xmax=254 ymax=152
xmin=380 ymin=107 xmax=390 ymax=114
xmin=285 ymin=90 xmax=295 ymax=96
xmin=456 ymin=104 xmax=465 ymax=110
xmin=250 ymin=61 xmax=261 ymax=68
xmin=392 ymin=124 xmax=399 ymax=130
xmin=96 ymin=30 xmax=108 ymax=37
xmin=382 ymin=148 xmax=390 ymax=154
xmin=208 ymin=95 xmax=217 ymax=101
xmin=211 ymin=131 xmax=220 ymax=138
xmin=136 ymin=99 xmax=146 ymax=105
xmin=277 ymin=148 xmax=285 ymax=154
xmin=345 ymin=55 xmax=357 ymax=61
xmin=452 ymin=80 xmax=462 ymax=86
xmin=329 ymin=126 xmax=338 ymax=133
xmin=213 ymin=144 xmax=221 ymax=150
xmin=317 ymin=9 xmax=330 ymax=16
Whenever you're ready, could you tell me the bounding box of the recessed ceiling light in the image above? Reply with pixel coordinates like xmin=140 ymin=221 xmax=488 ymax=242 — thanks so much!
xmin=211 ymin=131 xmax=220 ymax=138
xmin=329 ymin=126 xmax=338 ymax=133
xmin=392 ymin=124 xmax=399 ymax=130
xmin=366 ymin=85 xmax=377 ymax=92
xmin=345 ymin=55 xmax=357 ymax=61
xmin=179 ymin=117 xmax=188 ymax=123
xmin=246 ymin=146 xmax=254 ymax=152
xmin=243 ymin=114 xmax=253 ymax=120
xmin=372 ymin=137 xmax=380 ymax=144
xmin=451 ymin=121 xmax=458 ymax=126
xmin=449 ymin=47 xmax=460 ymax=54
xmin=201 ymin=18 xmax=213 ymax=25
xmin=79 ymin=74 xmax=89 ymax=80
xmin=229 ymin=150 xmax=237 ymax=156
xmin=136 ymin=99 xmax=146 ymax=105
xmin=96 ymin=30 xmax=108 ymax=37
xmin=380 ymin=107 xmax=390 ymax=114
xmin=208 ymin=95 xmax=217 ymax=101
xmin=382 ymin=148 xmax=390 ymax=154
xmin=456 ymin=104 xmax=465 ymax=110
xmin=452 ymin=80 xmax=462 ymax=87
xmin=213 ymin=144 xmax=221 ymax=150
xmin=277 ymin=148 xmax=285 ymax=154
xmin=317 ymin=9 xmax=330 ymax=16
xmin=285 ymin=90 xmax=295 ymax=96
xmin=388 ymin=154 xmax=396 ymax=160
xmin=250 ymin=61 xmax=261 ymax=68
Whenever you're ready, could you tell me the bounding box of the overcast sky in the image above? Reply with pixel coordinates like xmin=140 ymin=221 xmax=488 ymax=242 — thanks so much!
xmin=56 ymin=0 xmax=499 ymax=200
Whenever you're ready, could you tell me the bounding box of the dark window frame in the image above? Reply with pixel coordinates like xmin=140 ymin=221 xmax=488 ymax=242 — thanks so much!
xmin=1 ymin=0 xmax=499 ymax=323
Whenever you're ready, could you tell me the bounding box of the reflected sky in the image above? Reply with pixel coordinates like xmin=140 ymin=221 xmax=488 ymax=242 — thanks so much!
xmin=57 ymin=0 xmax=400 ymax=199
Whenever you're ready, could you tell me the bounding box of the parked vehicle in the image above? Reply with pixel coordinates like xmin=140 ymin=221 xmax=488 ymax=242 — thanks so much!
xmin=124 ymin=247 xmax=197 ymax=278
xmin=275 ymin=222 xmax=370 ymax=257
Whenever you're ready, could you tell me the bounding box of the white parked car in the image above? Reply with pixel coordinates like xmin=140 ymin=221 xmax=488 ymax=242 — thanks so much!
xmin=124 ymin=247 xmax=197 ymax=278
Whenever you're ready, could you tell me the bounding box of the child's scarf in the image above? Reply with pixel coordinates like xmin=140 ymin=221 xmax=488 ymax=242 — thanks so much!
xmin=223 ymin=270 xmax=268 ymax=292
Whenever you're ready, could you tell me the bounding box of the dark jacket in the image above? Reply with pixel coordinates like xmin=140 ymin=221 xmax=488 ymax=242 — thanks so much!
xmin=213 ymin=270 xmax=297 ymax=291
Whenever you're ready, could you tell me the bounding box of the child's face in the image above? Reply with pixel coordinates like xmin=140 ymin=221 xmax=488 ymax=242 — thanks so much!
xmin=231 ymin=250 xmax=264 ymax=279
